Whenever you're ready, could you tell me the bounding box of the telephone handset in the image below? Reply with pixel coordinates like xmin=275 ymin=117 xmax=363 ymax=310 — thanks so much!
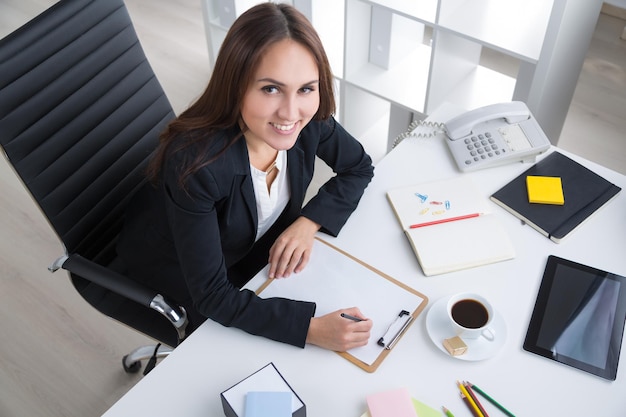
xmin=394 ymin=101 xmax=551 ymax=172
xmin=444 ymin=101 xmax=551 ymax=172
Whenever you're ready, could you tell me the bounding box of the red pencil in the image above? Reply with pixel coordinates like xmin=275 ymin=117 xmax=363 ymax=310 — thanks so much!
xmin=463 ymin=382 xmax=490 ymax=417
xmin=460 ymin=392 xmax=483 ymax=417
xmin=409 ymin=212 xmax=482 ymax=228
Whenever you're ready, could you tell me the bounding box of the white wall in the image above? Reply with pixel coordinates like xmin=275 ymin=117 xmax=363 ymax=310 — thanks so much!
xmin=605 ymin=0 xmax=626 ymax=9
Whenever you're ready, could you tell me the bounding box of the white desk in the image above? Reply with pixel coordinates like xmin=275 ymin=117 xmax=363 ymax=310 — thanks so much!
xmin=103 ymin=113 xmax=626 ymax=416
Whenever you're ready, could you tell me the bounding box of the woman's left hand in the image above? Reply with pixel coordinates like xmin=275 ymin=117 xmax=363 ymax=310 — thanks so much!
xmin=268 ymin=216 xmax=320 ymax=279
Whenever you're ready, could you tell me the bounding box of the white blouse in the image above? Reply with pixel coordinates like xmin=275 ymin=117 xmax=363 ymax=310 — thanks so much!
xmin=249 ymin=150 xmax=290 ymax=241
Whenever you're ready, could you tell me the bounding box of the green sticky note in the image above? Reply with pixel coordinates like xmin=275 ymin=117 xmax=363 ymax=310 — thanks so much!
xmin=412 ymin=398 xmax=441 ymax=417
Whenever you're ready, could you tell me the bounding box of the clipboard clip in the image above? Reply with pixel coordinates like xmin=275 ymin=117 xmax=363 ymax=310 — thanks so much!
xmin=377 ymin=310 xmax=412 ymax=350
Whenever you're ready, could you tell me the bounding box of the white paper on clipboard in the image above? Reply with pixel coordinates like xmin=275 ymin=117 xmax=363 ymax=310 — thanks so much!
xmin=256 ymin=238 xmax=427 ymax=368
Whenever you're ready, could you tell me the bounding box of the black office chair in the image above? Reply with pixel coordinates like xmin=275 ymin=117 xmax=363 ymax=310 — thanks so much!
xmin=0 ymin=0 xmax=187 ymax=374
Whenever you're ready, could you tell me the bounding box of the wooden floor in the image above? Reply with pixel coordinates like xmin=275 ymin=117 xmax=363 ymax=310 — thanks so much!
xmin=0 ymin=1 xmax=624 ymax=416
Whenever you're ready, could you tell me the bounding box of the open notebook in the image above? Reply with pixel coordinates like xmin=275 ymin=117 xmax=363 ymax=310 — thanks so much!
xmin=387 ymin=176 xmax=515 ymax=276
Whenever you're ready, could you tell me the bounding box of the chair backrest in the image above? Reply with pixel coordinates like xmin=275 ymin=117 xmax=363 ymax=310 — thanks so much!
xmin=0 ymin=0 xmax=175 ymax=262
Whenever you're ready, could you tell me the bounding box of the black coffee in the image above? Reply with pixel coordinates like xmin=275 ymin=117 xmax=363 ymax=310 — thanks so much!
xmin=451 ymin=299 xmax=489 ymax=329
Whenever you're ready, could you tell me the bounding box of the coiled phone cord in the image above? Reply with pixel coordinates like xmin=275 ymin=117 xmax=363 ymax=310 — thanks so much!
xmin=391 ymin=119 xmax=446 ymax=149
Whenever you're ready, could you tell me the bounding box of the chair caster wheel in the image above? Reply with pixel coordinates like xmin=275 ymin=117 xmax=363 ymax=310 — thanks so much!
xmin=122 ymin=355 xmax=142 ymax=373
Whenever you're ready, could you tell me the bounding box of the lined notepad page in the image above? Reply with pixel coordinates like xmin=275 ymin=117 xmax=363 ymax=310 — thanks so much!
xmin=257 ymin=239 xmax=426 ymax=366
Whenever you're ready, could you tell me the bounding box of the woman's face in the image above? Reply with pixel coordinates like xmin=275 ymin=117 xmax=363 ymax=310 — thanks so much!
xmin=240 ymin=39 xmax=320 ymax=152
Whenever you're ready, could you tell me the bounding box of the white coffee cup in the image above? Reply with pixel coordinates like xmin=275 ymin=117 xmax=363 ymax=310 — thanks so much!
xmin=446 ymin=293 xmax=496 ymax=341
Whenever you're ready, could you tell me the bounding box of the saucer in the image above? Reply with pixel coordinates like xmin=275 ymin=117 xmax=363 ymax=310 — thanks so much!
xmin=426 ymin=296 xmax=507 ymax=361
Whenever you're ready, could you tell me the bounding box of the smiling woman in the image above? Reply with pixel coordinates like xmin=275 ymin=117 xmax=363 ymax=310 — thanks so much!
xmin=241 ymin=39 xmax=321 ymax=169
xmin=116 ymin=3 xmax=375 ymax=353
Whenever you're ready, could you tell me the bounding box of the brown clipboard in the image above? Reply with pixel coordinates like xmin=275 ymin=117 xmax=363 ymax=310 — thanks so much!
xmin=255 ymin=237 xmax=429 ymax=373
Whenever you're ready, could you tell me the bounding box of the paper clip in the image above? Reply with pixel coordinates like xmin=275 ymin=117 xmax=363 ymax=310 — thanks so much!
xmin=415 ymin=193 xmax=428 ymax=203
xmin=377 ymin=310 xmax=413 ymax=350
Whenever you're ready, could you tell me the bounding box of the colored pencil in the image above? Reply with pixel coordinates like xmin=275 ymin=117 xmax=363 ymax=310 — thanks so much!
xmin=460 ymin=392 xmax=483 ymax=417
xmin=457 ymin=381 xmax=484 ymax=417
xmin=463 ymin=382 xmax=490 ymax=417
xmin=409 ymin=212 xmax=482 ymax=228
xmin=442 ymin=406 xmax=455 ymax=417
xmin=466 ymin=382 xmax=516 ymax=417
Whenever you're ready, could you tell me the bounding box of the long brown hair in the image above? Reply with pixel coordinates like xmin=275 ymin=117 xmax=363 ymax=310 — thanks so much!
xmin=147 ymin=3 xmax=336 ymax=187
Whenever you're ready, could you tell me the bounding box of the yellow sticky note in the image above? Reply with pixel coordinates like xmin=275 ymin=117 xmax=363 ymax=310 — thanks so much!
xmin=526 ymin=176 xmax=564 ymax=205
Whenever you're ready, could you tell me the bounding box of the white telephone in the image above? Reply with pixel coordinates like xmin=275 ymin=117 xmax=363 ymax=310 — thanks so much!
xmin=444 ymin=101 xmax=551 ymax=172
xmin=394 ymin=101 xmax=552 ymax=172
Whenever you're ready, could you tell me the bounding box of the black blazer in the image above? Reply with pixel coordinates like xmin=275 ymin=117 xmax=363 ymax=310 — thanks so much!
xmin=117 ymin=118 xmax=374 ymax=347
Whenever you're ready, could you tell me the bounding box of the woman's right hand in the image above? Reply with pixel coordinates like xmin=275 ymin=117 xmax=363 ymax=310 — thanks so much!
xmin=305 ymin=308 xmax=372 ymax=352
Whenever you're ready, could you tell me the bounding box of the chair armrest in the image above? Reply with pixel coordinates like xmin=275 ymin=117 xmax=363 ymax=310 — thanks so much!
xmin=51 ymin=254 xmax=187 ymax=342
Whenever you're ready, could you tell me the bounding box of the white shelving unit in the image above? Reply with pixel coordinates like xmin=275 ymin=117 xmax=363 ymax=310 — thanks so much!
xmin=201 ymin=0 xmax=603 ymax=163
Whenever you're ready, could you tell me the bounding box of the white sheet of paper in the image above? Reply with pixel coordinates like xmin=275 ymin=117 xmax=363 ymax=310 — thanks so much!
xmin=256 ymin=239 xmax=426 ymax=365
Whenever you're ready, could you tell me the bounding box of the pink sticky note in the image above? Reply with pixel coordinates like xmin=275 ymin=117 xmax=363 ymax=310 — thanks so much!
xmin=366 ymin=388 xmax=418 ymax=417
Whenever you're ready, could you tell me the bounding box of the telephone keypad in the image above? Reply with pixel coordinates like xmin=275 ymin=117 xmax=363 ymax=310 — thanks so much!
xmin=444 ymin=102 xmax=551 ymax=172
xmin=463 ymin=131 xmax=505 ymax=166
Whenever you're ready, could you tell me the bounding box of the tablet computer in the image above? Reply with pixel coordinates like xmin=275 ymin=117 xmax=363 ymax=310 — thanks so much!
xmin=524 ymin=255 xmax=626 ymax=380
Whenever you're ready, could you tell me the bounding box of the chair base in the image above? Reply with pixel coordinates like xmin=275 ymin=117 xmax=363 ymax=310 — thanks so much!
xmin=122 ymin=344 xmax=173 ymax=374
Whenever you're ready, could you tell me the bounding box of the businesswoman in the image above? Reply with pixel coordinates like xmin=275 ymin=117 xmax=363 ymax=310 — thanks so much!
xmin=117 ymin=3 xmax=374 ymax=351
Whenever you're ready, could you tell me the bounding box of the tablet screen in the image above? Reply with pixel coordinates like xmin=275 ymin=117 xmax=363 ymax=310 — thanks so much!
xmin=524 ymin=256 xmax=626 ymax=380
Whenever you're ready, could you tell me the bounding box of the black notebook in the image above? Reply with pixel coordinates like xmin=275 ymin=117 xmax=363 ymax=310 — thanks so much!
xmin=490 ymin=151 xmax=621 ymax=243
